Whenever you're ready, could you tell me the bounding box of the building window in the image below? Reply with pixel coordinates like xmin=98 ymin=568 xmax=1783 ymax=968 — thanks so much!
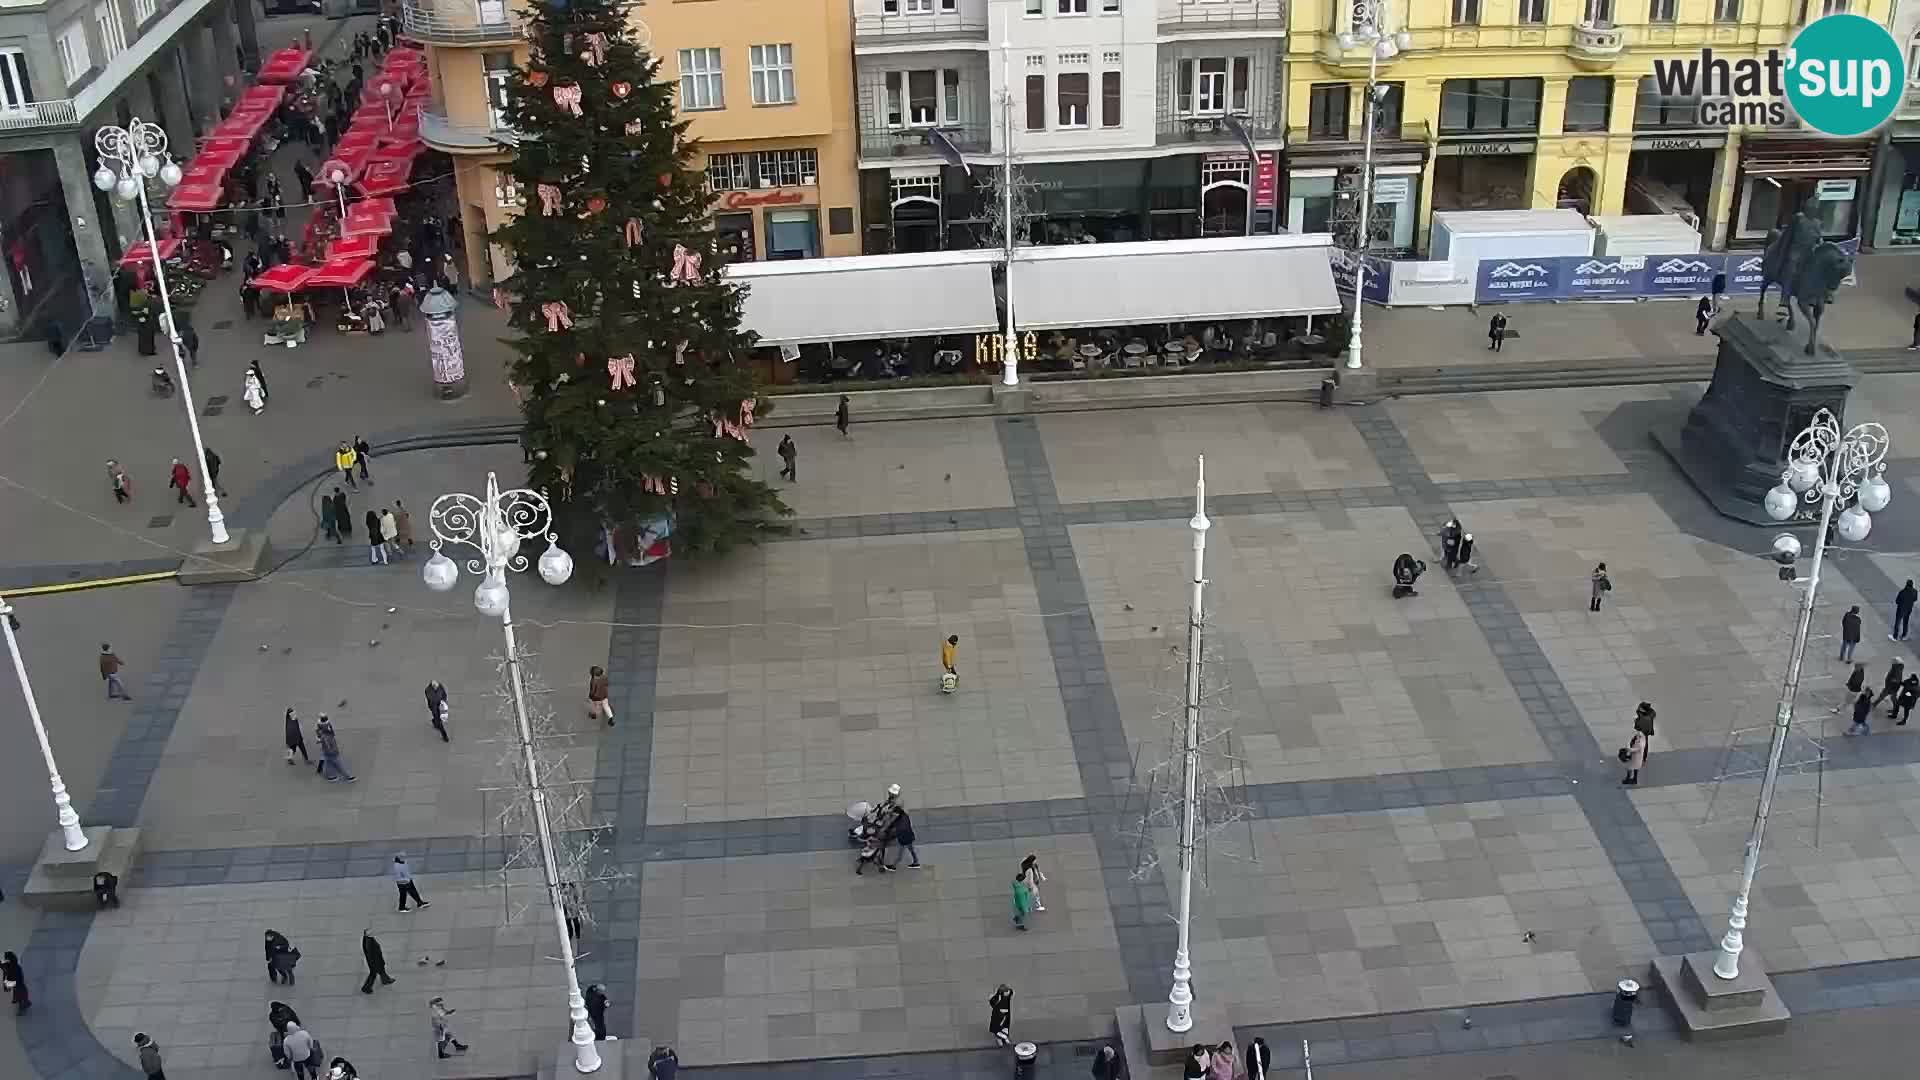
xmin=1439 ymin=78 xmax=1542 ymax=133
xmin=1058 ymin=0 xmax=1088 ymax=12
xmin=1518 ymin=0 xmax=1546 ymax=22
xmin=483 ymin=51 xmax=513 ymax=129
xmin=1101 ymin=70 xmax=1120 ymax=127
xmin=1452 ymin=0 xmax=1480 ymax=24
xmin=132 ymin=0 xmax=156 ymax=22
xmin=1308 ymin=84 xmax=1349 ymax=139
xmin=1102 ymin=50 xmax=1121 ymax=64
xmin=749 ymin=44 xmax=795 ymax=106
xmin=1102 ymin=0 xmax=1120 ymax=10
xmin=1177 ymin=57 xmax=1252 ymax=116
xmin=1585 ymin=0 xmax=1613 ymax=20
xmin=889 ymin=69 xmax=962 ymax=126
xmin=1633 ymin=75 xmax=1698 ymax=128
xmin=1059 ymin=51 xmax=1088 ymax=65
xmin=767 ymin=209 xmax=819 ymax=259
xmin=1026 ymin=0 xmax=1043 ymax=13
xmin=706 ymin=152 xmax=753 ymax=191
xmin=678 ymin=47 xmax=724 ymax=111
xmin=1057 ymin=72 xmax=1088 ymax=128
xmin=1025 ymin=73 xmax=1045 ymax=129
xmin=55 ymin=22 xmax=90 ymax=84
xmin=94 ymin=1 xmax=127 ymax=61
xmin=1564 ymin=76 xmax=1612 ymax=131
xmin=0 ymin=49 xmax=32 ymax=110
xmin=1910 ymin=31 xmax=1920 ymax=86
xmin=1800 ymin=0 xmax=1845 ymax=16
xmin=1648 ymin=0 xmax=1675 ymax=21
xmin=494 ymin=174 xmax=524 ymax=208
xmin=758 ymin=148 xmax=818 ymax=188
xmin=1715 ymin=0 xmax=1740 ymax=19
xmin=1371 ymin=82 xmax=1405 ymax=133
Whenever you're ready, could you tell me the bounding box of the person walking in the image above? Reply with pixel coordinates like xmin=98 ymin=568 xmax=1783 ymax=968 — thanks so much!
xmin=1877 ymin=659 xmax=1906 ymax=708
xmin=835 ymin=395 xmax=850 ymax=438
xmin=1010 ymin=871 xmax=1034 ymax=931
xmin=1834 ymin=660 xmax=1868 ymax=714
xmin=429 ymin=997 xmax=467 ymax=1057
xmin=584 ymin=983 xmax=609 ymax=1041
xmin=1621 ymin=723 xmax=1648 ymax=785
xmin=134 ymin=1033 xmax=166 ymax=1080
xmin=100 ymin=643 xmax=131 ymax=701
xmin=284 ymin=708 xmax=310 ymax=764
xmin=331 ymin=488 xmax=352 ymax=541
xmin=392 ymin=499 xmax=415 ymax=552
xmin=1440 ymin=518 xmax=1462 ymax=571
xmin=424 ymin=679 xmax=449 ymax=742
xmin=249 ymin=358 xmax=270 ymax=403
xmin=365 ymin=508 xmax=388 ymax=565
xmin=1589 ymin=562 xmax=1611 ymax=612
xmin=244 ymin=367 xmax=266 ymax=414
xmin=359 ymin=930 xmax=394 ymax=994
xmin=1244 ymin=1037 xmax=1272 ymax=1080
xmin=987 ymin=985 xmax=1013 ymax=1046
xmin=1893 ymin=580 xmax=1918 ymax=641
xmin=587 ymin=665 xmax=614 ymax=726
xmin=561 ymin=882 xmax=584 ymax=939
xmin=1841 ymin=605 xmax=1862 ymax=662
xmin=1209 ymin=1041 xmax=1235 ymax=1080
xmin=1849 ymin=686 xmax=1876 ymax=735
xmin=319 ymin=490 xmax=340 ymax=544
xmin=392 ymin=854 xmax=428 ymax=911
xmin=335 ymin=442 xmax=358 ymax=490
xmin=169 ymin=457 xmax=197 ymax=507
xmin=1696 ymin=295 xmax=1714 ymax=335
xmin=1091 ymin=1045 xmax=1121 ymax=1080
xmin=1894 ymin=674 xmax=1919 ymax=726
xmin=1018 ymin=853 xmax=1048 ymax=911
xmin=1909 ymin=309 xmax=1919 ymax=350
xmin=1487 ymin=312 xmax=1508 ymax=352
xmin=2 ymin=951 xmax=28 ymax=1014
xmin=281 ymin=1023 xmax=318 ymax=1080
xmin=884 ymin=809 xmax=921 ymax=869
xmin=293 ymin=160 xmax=314 ymax=202
xmin=205 ymin=447 xmax=225 ymax=497
xmin=777 ymin=434 xmax=797 ymax=481
xmin=108 ymin=459 xmax=132 ymax=504
xmin=648 ymin=1046 xmax=680 ymax=1080
xmin=1183 ymin=1046 xmax=1209 ymax=1080
xmin=353 ymin=436 xmax=373 ymax=483
xmin=378 ymin=506 xmax=401 ymax=560
xmin=265 ymin=929 xmax=298 ymax=984
xmin=392 ymin=282 xmax=414 ymax=331
xmin=315 ymin=715 xmax=355 ymax=782
xmin=942 ymin=634 xmax=960 ymax=680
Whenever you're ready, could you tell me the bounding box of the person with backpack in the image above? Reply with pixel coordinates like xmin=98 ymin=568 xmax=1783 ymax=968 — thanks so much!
xmin=1589 ymin=562 xmax=1612 ymax=612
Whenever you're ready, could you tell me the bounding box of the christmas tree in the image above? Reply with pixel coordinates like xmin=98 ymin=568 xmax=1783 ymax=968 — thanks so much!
xmin=495 ymin=0 xmax=788 ymax=559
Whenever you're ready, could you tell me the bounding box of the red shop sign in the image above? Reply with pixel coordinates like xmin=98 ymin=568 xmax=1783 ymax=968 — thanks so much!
xmin=1253 ymin=151 xmax=1278 ymax=210
xmin=718 ymin=189 xmax=809 ymax=210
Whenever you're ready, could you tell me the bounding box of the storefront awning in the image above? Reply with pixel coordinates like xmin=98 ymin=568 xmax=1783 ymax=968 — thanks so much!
xmin=1011 ymin=235 xmax=1342 ymax=331
xmin=727 ymin=251 xmax=1002 ymax=346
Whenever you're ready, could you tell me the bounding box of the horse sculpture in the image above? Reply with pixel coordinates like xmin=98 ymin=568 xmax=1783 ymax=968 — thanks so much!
xmin=1756 ymin=202 xmax=1822 ymax=329
xmin=1788 ymin=241 xmax=1853 ymax=356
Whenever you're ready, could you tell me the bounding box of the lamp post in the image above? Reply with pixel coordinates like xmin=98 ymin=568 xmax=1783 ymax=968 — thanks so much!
xmin=326 ymin=164 xmax=352 ymax=223
xmin=420 ymin=473 xmax=597 ymax=1073
xmin=1728 ymin=408 xmax=1894 ymax=979
xmin=0 ymin=599 xmax=89 ymax=852
xmin=1166 ymin=456 xmax=1210 ymax=1034
xmin=1335 ymin=3 xmax=1410 ymax=371
xmin=997 ymin=10 xmax=1019 ymax=388
xmin=94 ymin=118 xmax=229 ymax=546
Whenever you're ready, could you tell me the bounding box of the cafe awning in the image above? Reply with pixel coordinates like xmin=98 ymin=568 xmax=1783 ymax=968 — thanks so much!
xmin=726 ymin=250 xmax=1002 ymax=346
xmin=167 ymin=181 xmax=224 ymax=212
xmin=1011 ymin=235 xmax=1342 ymax=331
xmin=328 ymin=235 xmax=379 ymax=260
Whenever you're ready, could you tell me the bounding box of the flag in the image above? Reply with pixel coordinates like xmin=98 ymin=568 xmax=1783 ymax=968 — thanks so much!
xmin=927 ymin=128 xmax=972 ymax=178
xmin=1221 ymin=116 xmax=1259 ymax=163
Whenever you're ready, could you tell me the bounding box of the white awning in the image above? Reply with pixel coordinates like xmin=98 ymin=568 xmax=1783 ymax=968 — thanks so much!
xmin=1011 ymin=235 xmax=1342 ymax=331
xmin=727 ymin=251 xmax=1002 ymax=346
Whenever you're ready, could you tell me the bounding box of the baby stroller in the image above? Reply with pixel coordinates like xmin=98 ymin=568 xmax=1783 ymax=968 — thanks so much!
xmin=1391 ymin=553 xmax=1426 ymax=599
xmin=846 ymin=785 xmax=903 ymax=845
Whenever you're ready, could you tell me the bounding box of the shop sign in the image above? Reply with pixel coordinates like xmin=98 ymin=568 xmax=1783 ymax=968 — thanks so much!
xmin=717 ymin=188 xmax=810 ymax=210
xmin=1373 ymin=176 xmax=1411 ymax=202
xmin=1643 ymin=255 xmax=1723 ymax=297
xmin=1817 ymin=178 xmax=1858 ymax=200
xmin=1254 ymin=152 xmax=1277 ymax=209
xmin=1329 ymin=247 xmax=1393 ymax=305
xmin=1630 ymin=135 xmax=1727 ymax=151
xmin=1437 ymin=139 xmax=1536 ymax=157
xmin=1475 ymin=257 xmax=1562 ymax=300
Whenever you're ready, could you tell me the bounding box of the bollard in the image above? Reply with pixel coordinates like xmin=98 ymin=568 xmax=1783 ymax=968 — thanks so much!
xmin=1611 ymin=978 xmax=1639 ymax=1027
xmin=1319 ymin=377 xmax=1336 ymax=409
xmin=1013 ymin=1041 xmax=1037 ymax=1080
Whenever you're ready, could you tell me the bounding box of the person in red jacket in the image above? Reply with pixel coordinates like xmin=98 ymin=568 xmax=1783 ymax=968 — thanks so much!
xmin=168 ymin=458 xmax=195 ymax=507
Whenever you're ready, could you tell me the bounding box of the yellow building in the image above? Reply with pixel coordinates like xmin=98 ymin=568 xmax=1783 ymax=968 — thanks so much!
xmin=1285 ymin=0 xmax=1892 ymax=253
xmin=408 ymin=0 xmax=861 ymax=288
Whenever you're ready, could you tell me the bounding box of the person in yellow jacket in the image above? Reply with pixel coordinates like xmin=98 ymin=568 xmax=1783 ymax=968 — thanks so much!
xmin=941 ymin=635 xmax=959 ymax=676
xmin=335 ymin=441 xmax=359 ymax=490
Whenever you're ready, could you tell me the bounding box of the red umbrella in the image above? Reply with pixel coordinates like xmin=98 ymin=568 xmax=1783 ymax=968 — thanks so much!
xmin=306 ymin=256 xmax=376 ymax=289
xmin=216 ymin=106 xmax=273 ymax=140
xmin=255 ymin=45 xmax=311 ymax=85
xmin=250 ymin=264 xmax=315 ymax=292
xmin=119 ymin=238 xmax=181 ymax=269
xmin=167 ymin=182 xmax=224 ymax=212
xmin=192 ymin=138 xmax=248 ymax=171
xmin=339 ymin=208 xmax=394 ymax=238
xmin=180 ymin=160 xmax=227 ymax=188
xmin=240 ymin=83 xmax=286 ymax=110
xmin=355 ymin=158 xmax=414 ymax=198
xmin=327 ymin=235 xmax=379 ymax=260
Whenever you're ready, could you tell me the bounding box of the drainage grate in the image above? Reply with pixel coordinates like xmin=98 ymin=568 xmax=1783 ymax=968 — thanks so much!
xmin=147 ymin=515 xmax=173 ymax=529
xmin=306 ymin=377 xmax=326 ymax=389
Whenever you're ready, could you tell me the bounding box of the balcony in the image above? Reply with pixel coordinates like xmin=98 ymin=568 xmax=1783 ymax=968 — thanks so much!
xmin=420 ymin=108 xmax=519 ymax=153
xmin=1155 ymin=109 xmax=1282 ymax=148
xmin=0 ymin=99 xmax=81 ymax=134
xmin=860 ymin=122 xmax=991 ymax=163
xmin=1158 ymin=0 xmax=1287 ymax=36
xmin=1285 ymin=119 xmax=1433 ymax=152
xmin=400 ymin=0 xmax=520 ymax=47
xmin=1568 ymin=20 xmax=1625 ymax=67
xmin=853 ymin=12 xmax=989 ymax=52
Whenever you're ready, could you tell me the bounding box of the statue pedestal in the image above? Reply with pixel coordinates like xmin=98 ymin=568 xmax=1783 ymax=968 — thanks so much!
xmin=1653 ymin=314 xmax=1857 ymax=525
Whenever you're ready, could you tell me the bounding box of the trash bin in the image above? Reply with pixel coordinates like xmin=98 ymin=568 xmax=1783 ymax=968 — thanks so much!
xmin=1611 ymin=978 xmax=1639 ymax=1026
xmin=1013 ymin=1041 xmax=1037 ymax=1080
xmin=1319 ymin=377 xmax=1336 ymax=409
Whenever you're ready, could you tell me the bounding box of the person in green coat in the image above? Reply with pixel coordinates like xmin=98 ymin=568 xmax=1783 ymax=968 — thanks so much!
xmin=1011 ymin=873 xmax=1033 ymax=931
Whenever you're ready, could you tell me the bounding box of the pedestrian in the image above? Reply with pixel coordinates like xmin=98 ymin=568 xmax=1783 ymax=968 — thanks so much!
xmin=885 ymin=809 xmax=921 ymax=869
xmin=1895 ymin=674 xmax=1919 ymax=726
xmin=562 ymin=882 xmax=584 ymax=939
xmin=315 ymin=714 xmax=356 ymax=782
xmin=942 ymin=634 xmax=959 ymax=679
xmin=777 ymin=434 xmax=797 ymax=481
xmin=1841 ymin=604 xmax=1862 ymax=661
xmin=249 ymin=358 xmax=270 ymax=402
xmin=1849 ymin=687 xmax=1875 ymax=735
xmin=108 ymin=459 xmax=132 ymax=503
xmin=391 ymin=282 xmax=414 ymax=331
xmin=359 ymin=929 xmax=394 ymax=994
xmin=169 ymin=457 xmax=196 ymax=507
xmin=331 ymin=488 xmax=352 ymax=540
xmin=1620 ymin=723 xmax=1648 ymax=785
xmin=1589 ymin=562 xmax=1611 ymax=612
xmin=365 ymin=508 xmax=388 ymax=565
xmin=392 ymin=854 xmax=429 ymax=911
xmin=1487 ymin=312 xmax=1507 ymax=352
xmin=351 ymin=436 xmax=372 ymax=481
xmin=335 ymin=442 xmax=358 ymax=490
xmin=585 ymin=983 xmax=609 ymax=1041
xmin=293 ymin=160 xmax=313 ymax=202
xmin=2 ymin=950 xmax=28 ymax=1014
xmin=241 ymin=282 xmax=261 ymax=320
xmin=987 ymin=985 xmax=1013 ymax=1046
xmin=1091 ymin=1045 xmax=1120 ymax=1080
xmin=284 ymin=708 xmax=310 ymax=764
xmin=265 ymin=929 xmax=298 ymax=984
xmin=205 ymin=447 xmax=225 ymax=497
xmin=1696 ymin=295 xmax=1714 ymax=335
xmin=269 ymin=1001 xmax=300 ymax=1037
xmin=1835 ymin=660 xmax=1868 ymax=713
xmin=1440 ymin=518 xmax=1462 ymax=571
xmin=99 ymin=642 xmax=131 ymax=700
xmin=1877 ymin=659 xmax=1905 ymax=707
xmin=280 ymin=1022 xmax=315 ymax=1080
xmin=379 ymin=506 xmax=401 ymax=560
xmin=180 ymin=321 xmax=200 ymax=367
xmin=587 ymin=665 xmax=614 ymax=725
xmin=1634 ymin=702 xmax=1656 ymax=765
xmin=429 ymin=997 xmax=467 ymax=1057
xmin=1244 ymin=1037 xmax=1272 ymax=1080
xmin=134 ymin=1033 xmax=166 ymax=1080
xmin=424 ymin=679 xmax=449 ymax=742
xmin=1011 ymin=871 xmax=1034 ymax=930
xmin=648 ymin=1046 xmax=680 ymax=1080
xmin=244 ymin=368 xmax=266 ymax=414
xmin=1018 ymin=853 xmax=1047 ymax=911
xmin=1183 ymin=1045 xmax=1208 ymax=1080
xmin=1210 ymin=1041 xmax=1235 ymax=1080
xmin=326 ymin=1057 xmax=356 ymax=1080
xmin=1456 ymin=532 xmax=1475 ymax=573
xmin=1893 ymin=579 xmax=1917 ymax=640
xmin=1909 ymin=309 xmax=1919 ymax=350
xmin=319 ymin=490 xmax=340 ymax=543
xmin=835 ymin=394 xmax=850 ymax=437
xmin=393 ymin=499 xmax=414 ymax=551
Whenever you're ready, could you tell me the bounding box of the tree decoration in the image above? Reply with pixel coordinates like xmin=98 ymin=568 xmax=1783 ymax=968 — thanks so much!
xmin=623 ymin=218 xmax=643 ymax=246
xmin=608 ymin=354 xmax=636 ymax=389
xmin=528 ymin=70 xmax=549 ymax=88
xmin=585 ymin=195 xmax=607 ymax=215
xmin=541 ymin=301 xmax=573 ymax=331
xmin=582 ymin=32 xmax=608 ymax=66
xmin=667 ymin=243 xmax=702 ymax=286
xmin=537 ymin=184 xmax=563 ymax=215
xmin=611 ymin=81 xmax=632 ymax=99
xmin=553 ymin=84 xmax=584 ymax=116
xmin=624 ymin=119 xmax=644 ymax=135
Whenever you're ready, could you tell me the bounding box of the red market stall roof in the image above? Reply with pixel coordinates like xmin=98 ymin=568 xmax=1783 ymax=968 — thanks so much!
xmin=180 ymin=160 xmax=227 ymax=188
xmin=216 ymin=106 xmax=273 ymax=140
xmin=192 ymin=137 xmax=249 ymax=171
xmin=381 ymin=114 xmax=421 ymax=145
xmin=306 ymin=256 xmax=376 ymax=288
xmin=240 ymin=83 xmax=286 ymax=110
xmin=327 ymin=235 xmax=378 ymax=260
xmin=255 ymin=46 xmax=311 ymax=85
xmin=339 ymin=211 xmax=394 ymax=238
xmin=167 ymin=181 xmax=224 ymax=212
xmin=250 ymin=264 xmax=314 ymax=292
xmin=355 ymin=157 xmax=414 ymax=198
xmin=118 ymin=238 xmax=181 ymax=269
xmin=335 ymin=129 xmax=381 ymax=156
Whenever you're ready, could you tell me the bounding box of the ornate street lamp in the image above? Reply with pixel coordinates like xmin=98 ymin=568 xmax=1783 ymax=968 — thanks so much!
xmin=1335 ymin=1 xmax=1411 ymax=372
xmin=94 ymin=118 xmax=228 ymax=546
xmin=0 ymin=599 xmax=89 ymax=852
xmin=420 ymin=473 xmax=598 ymax=1072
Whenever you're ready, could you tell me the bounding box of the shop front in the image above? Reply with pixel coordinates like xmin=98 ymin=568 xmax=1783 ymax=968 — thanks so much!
xmin=944 ymin=159 xmax=1204 ymax=248
xmin=1730 ymin=137 xmax=1874 ymax=244
xmin=1625 ymin=133 xmax=1726 ymax=226
xmin=1282 ymin=124 xmax=1429 ymax=255
xmin=1197 ymin=151 xmax=1279 ymax=237
xmin=711 ymin=188 xmax=830 ymax=261
xmin=1430 ymin=138 xmax=1536 ymax=215
xmin=1868 ymin=128 xmax=1920 ymax=248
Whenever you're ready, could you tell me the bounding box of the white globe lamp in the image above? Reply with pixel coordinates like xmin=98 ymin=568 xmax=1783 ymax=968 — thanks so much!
xmin=1770 ymin=533 xmax=1802 ymax=562
xmin=422 ymin=552 xmax=460 ymax=592
xmin=1786 ymin=458 xmax=1821 ymax=494
xmin=537 ymin=545 xmax=574 ymax=586
xmin=1836 ymin=506 xmax=1872 ymax=542
xmin=1858 ymin=473 xmax=1892 ymax=513
xmin=1763 ymin=484 xmax=1799 ymax=522
xmin=159 ymin=160 xmax=182 ymax=188
xmin=114 ymin=175 xmax=139 ymax=203
xmin=92 ymin=166 xmax=116 ymax=192
xmin=473 ymin=574 xmax=511 ymax=618
xmin=138 ymin=154 xmax=160 ymax=178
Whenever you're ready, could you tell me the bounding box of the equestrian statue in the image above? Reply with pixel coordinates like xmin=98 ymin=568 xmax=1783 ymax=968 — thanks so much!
xmin=1757 ymin=200 xmax=1853 ymax=356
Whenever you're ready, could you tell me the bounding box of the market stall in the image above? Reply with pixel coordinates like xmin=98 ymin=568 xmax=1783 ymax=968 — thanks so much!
xmin=255 ymin=45 xmax=312 ymax=86
xmin=250 ymin=264 xmax=315 ymax=346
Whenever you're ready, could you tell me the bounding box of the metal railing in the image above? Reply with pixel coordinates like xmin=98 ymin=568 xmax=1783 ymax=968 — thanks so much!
xmin=1157 ymin=0 xmax=1287 ymax=32
xmin=1154 ymin=109 xmax=1281 ymax=147
xmin=0 ymin=99 xmax=81 ymax=133
xmin=1569 ymin=20 xmax=1625 ymax=52
xmin=1285 ymin=119 xmax=1432 ymax=147
xmin=860 ymin=121 xmax=990 ymax=160
xmin=853 ymin=11 xmax=989 ymax=44
xmin=419 ymin=107 xmax=518 ymax=151
xmin=399 ymin=0 xmax=520 ymax=45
